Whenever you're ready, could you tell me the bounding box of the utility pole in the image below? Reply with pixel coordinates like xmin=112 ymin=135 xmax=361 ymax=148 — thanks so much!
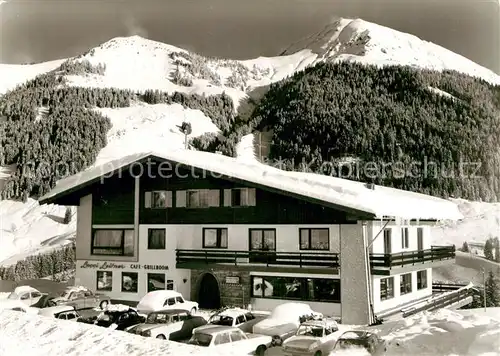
xmin=482 ymin=268 xmax=487 ymax=312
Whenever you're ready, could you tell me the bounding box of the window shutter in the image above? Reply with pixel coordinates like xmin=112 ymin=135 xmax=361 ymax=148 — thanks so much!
xmin=208 ymin=190 xmax=220 ymax=207
xmin=166 ymin=191 xmax=173 ymax=208
xmin=145 ymin=192 xmax=152 ymax=208
xmin=223 ymin=189 xmax=232 ymax=207
xmin=176 ymin=190 xmax=186 ymax=207
xmin=247 ymin=188 xmax=256 ymax=206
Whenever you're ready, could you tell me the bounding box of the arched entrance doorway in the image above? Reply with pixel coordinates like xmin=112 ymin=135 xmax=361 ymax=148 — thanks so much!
xmin=197 ymin=273 xmax=221 ymax=309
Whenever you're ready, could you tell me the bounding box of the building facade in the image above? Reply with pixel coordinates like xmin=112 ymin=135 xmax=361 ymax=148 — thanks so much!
xmin=40 ymin=152 xmax=459 ymax=325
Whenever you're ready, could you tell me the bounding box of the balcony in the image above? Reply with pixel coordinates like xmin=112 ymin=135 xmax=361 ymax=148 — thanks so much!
xmin=370 ymin=245 xmax=456 ymax=275
xmin=175 ymin=249 xmax=340 ymax=273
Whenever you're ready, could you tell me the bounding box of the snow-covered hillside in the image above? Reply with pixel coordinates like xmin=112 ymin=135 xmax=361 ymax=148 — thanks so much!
xmin=1 ymin=17 xmax=500 ymax=267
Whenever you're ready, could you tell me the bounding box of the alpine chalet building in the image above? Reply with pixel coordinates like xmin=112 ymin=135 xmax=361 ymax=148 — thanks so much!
xmin=39 ymin=150 xmax=462 ymax=325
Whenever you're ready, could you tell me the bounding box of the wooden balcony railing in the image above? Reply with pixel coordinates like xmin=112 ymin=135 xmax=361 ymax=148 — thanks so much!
xmin=175 ymin=249 xmax=340 ymax=269
xmin=370 ymin=245 xmax=455 ymax=269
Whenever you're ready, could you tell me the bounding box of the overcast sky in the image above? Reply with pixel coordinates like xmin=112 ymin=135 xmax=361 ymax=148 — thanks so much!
xmin=0 ymin=0 xmax=498 ymax=73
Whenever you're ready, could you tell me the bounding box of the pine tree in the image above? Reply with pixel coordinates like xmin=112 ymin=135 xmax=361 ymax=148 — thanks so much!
xmin=63 ymin=207 xmax=72 ymax=224
xmin=493 ymin=237 xmax=500 ymax=263
xmin=484 ymin=238 xmax=494 ymax=261
xmin=485 ymin=270 xmax=500 ymax=307
xmin=461 ymin=241 xmax=470 ymax=253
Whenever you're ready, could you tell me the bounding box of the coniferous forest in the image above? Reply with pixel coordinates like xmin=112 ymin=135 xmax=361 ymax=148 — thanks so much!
xmin=0 ymin=60 xmax=234 ymax=201
xmin=247 ymin=62 xmax=500 ymax=201
xmin=2 ymin=59 xmax=500 ymax=202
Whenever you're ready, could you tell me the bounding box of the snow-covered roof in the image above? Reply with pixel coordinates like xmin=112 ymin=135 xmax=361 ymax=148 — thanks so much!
xmin=12 ymin=286 xmax=39 ymax=295
xmin=39 ymin=149 xmax=463 ymax=221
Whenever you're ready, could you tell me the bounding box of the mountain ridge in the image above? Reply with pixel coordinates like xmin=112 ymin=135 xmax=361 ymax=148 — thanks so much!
xmin=0 ymin=17 xmax=499 ymax=267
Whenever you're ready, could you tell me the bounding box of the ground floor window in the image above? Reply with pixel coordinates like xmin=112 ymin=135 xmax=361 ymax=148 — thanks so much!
xmin=380 ymin=277 xmax=394 ymax=301
xmin=96 ymin=271 xmax=113 ymax=291
xmin=148 ymin=273 xmax=165 ymax=292
xmin=251 ymin=275 xmax=340 ymax=303
xmin=122 ymin=272 xmax=138 ymax=293
xmin=400 ymin=273 xmax=412 ymax=295
xmin=417 ymin=270 xmax=428 ymax=290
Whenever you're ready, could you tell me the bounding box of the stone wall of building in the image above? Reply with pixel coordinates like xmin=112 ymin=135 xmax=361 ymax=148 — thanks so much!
xmin=190 ymin=269 xmax=251 ymax=308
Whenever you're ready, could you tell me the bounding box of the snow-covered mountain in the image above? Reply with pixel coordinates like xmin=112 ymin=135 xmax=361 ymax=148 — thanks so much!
xmin=1 ymin=17 xmax=500 ymax=266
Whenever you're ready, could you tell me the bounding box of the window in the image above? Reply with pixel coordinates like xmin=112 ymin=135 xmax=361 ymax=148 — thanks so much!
xmin=203 ymin=228 xmax=228 ymax=248
xmin=236 ymin=315 xmax=245 ymax=325
xmin=214 ymin=332 xmax=231 ymax=345
xmin=91 ymin=229 xmax=134 ymax=256
xmin=401 ymin=227 xmax=409 ymax=249
xmin=244 ymin=313 xmax=254 ymax=321
xmin=223 ymin=188 xmax=256 ymax=207
xmin=96 ymin=271 xmax=113 ymax=291
xmin=166 ymin=279 xmax=174 ymax=290
xmin=175 ymin=296 xmax=184 ymax=303
xmin=165 ymin=298 xmax=175 ymax=306
xmin=249 ymin=229 xmax=276 ymax=251
xmin=176 ymin=190 xmax=220 ymax=208
xmin=251 ymin=276 xmax=340 ymax=303
xmin=230 ymin=330 xmax=244 ymax=342
xmin=31 ymin=291 xmax=42 ymax=298
xmin=299 ymin=228 xmax=329 ymax=250
xmin=249 ymin=229 xmax=276 ymax=263
xmin=148 ymin=273 xmax=165 ymax=292
xmin=121 ymin=272 xmax=138 ymax=293
xmin=417 ymin=270 xmax=428 ymax=290
xmin=151 ymin=191 xmax=172 ymax=208
xmin=380 ymin=277 xmax=394 ymax=301
xmin=148 ymin=229 xmax=166 ymax=249
xmin=400 ymin=273 xmax=412 ymax=295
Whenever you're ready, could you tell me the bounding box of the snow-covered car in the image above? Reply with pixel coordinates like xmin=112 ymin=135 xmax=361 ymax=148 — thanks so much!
xmin=78 ymin=304 xmax=146 ymax=330
xmin=38 ymin=305 xmax=81 ymax=321
xmin=4 ymin=286 xmax=44 ymax=307
xmin=125 ymin=308 xmax=207 ymax=340
xmin=252 ymin=302 xmax=323 ymax=346
xmin=51 ymin=286 xmax=111 ymax=310
xmin=0 ymin=300 xmax=40 ymax=314
xmin=136 ymin=290 xmax=198 ymax=314
xmin=188 ymin=325 xmax=273 ymax=356
xmin=194 ymin=307 xmax=267 ymax=333
xmin=282 ymin=318 xmax=341 ymax=356
xmin=333 ymin=330 xmax=386 ymax=356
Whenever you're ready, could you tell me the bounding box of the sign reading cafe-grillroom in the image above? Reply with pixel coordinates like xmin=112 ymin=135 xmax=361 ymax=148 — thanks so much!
xmin=80 ymin=261 xmax=169 ymax=270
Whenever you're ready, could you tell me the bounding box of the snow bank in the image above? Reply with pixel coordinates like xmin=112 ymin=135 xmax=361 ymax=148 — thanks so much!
xmin=0 ymin=309 xmax=222 ymax=356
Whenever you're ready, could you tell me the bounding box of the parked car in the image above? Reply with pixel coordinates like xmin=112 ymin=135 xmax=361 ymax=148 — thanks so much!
xmin=30 ymin=294 xmax=58 ymax=309
xmin=136 ymin=290 xmax=198 ymax=315
xmin=282 ymin=318 xmax=341 ymax=356
xmin=38 ymin=305 xmax=81 ymax=321
xmin=5 ymin=286 xmax=44 ymax=307
xmin=194 ymin=307 xmax=267 ymax=333
xmin=253 ymin=302 xmax=323 ymax=346
xmin=188 ymin=325 xmax=272 ymax=356
xmin=125 ymin=308 xmax=207 ymax=340
xmin=333 ymin=330 xmax=386 ymax=356
xmin=78 ymin=304 xmax=146 ymax=330
xmin=51 ymin=286 xmax=111 ymax=310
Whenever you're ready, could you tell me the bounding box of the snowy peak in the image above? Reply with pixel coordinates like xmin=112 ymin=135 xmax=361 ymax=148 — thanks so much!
xmin=282 ymin=18 xmax=500 ymax=85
